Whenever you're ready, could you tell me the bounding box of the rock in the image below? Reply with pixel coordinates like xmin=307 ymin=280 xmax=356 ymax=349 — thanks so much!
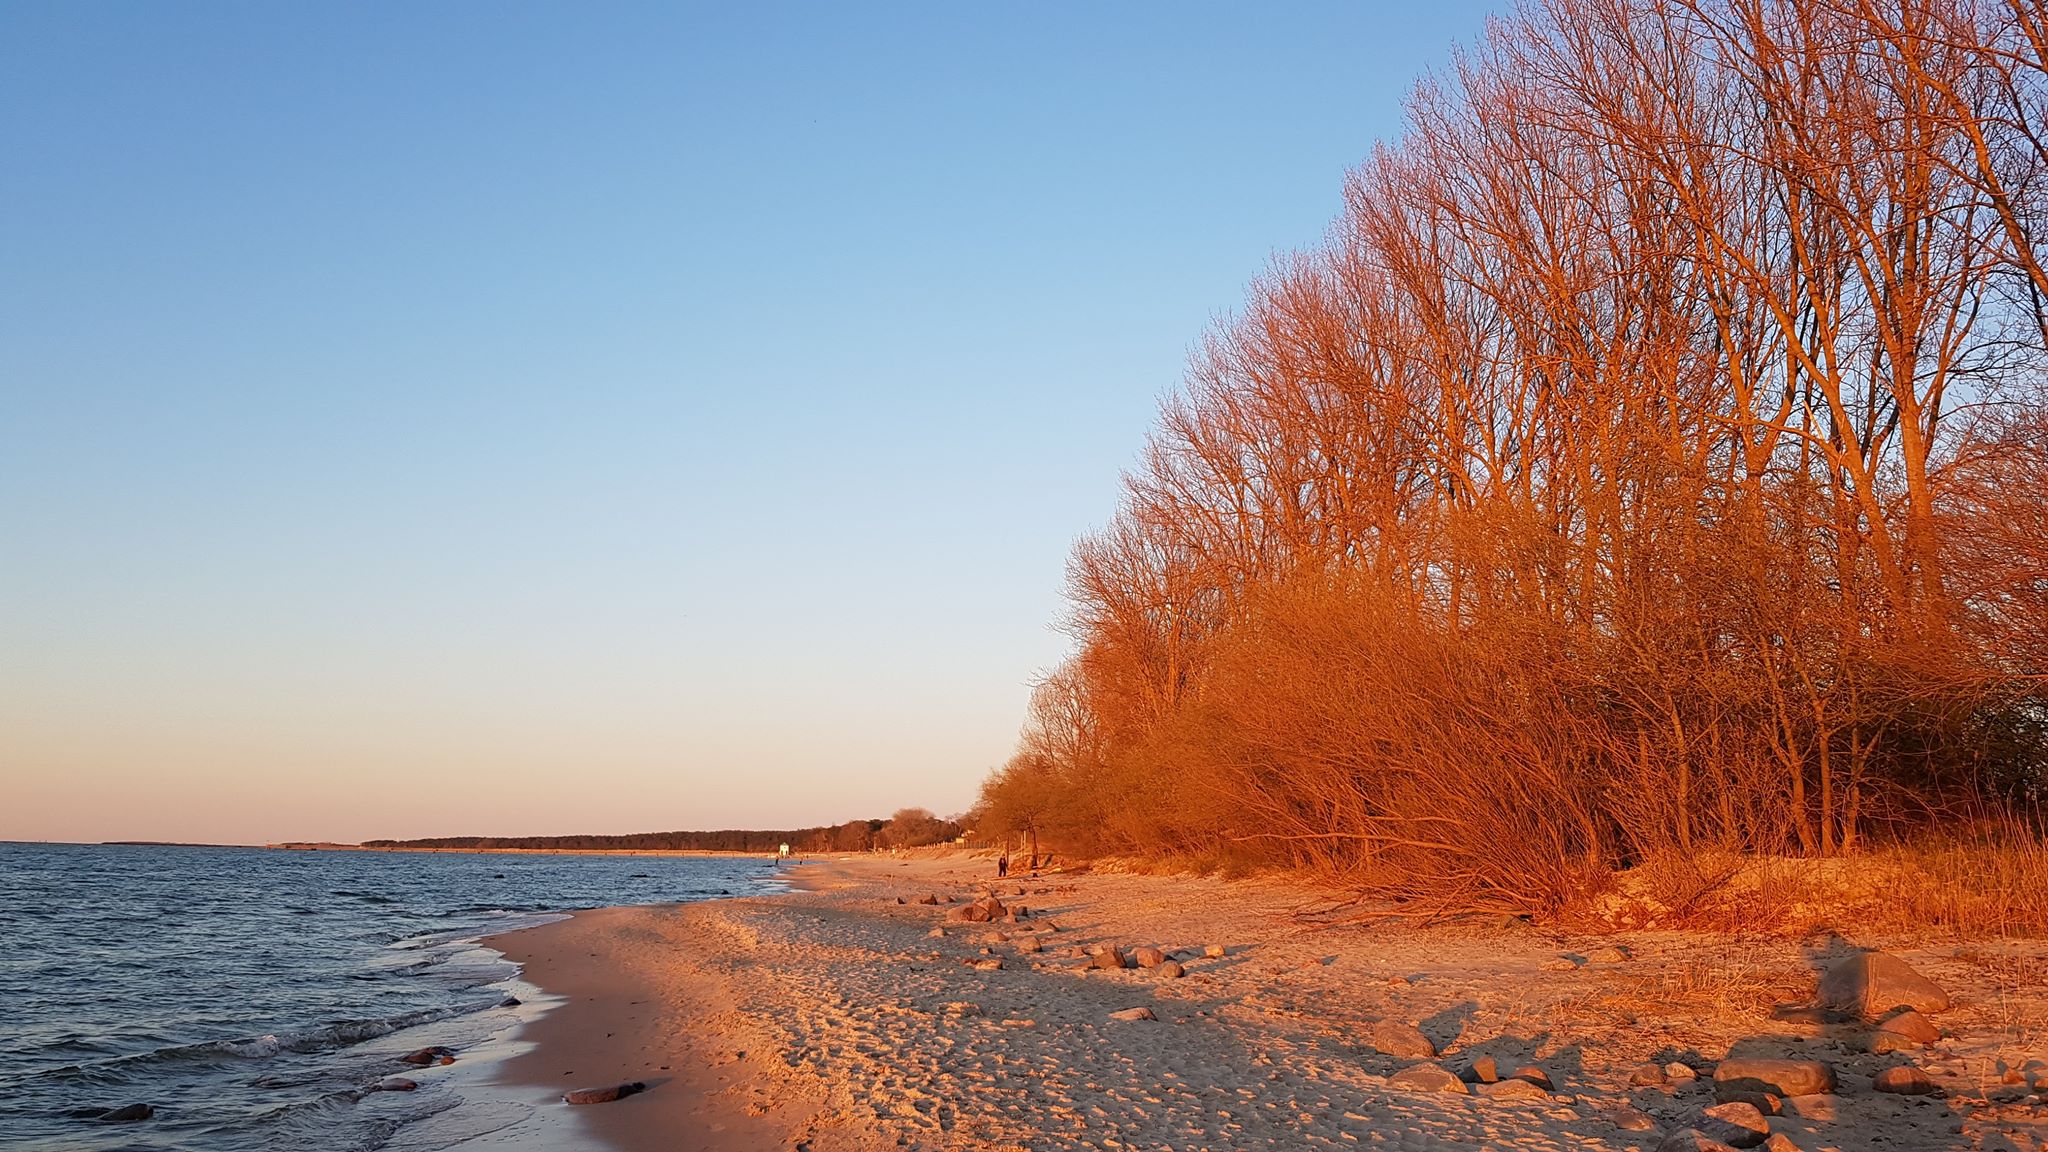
xmin=1631 ymin=1062 xmax=1670 ymax=1086
xmin=498 ymin=996 xmax=521 ymax=1007
xmin=1090 ymin=945 xmax=1129 ymax=971
xmin=1015 ymin=936 xmax=1042 ymax=954
xmin=1717 ymin=1091 xmax=1781 ymax=1115
xmin=1714 ymin=1059 xmax=1834 ymax=1101
xmin=1132 ymin=946 xmax=1168 ymax=968
xmin=1658 ymin=1130 xmax=1740 ymax=1152
xmin=1204 ymin=944 xmax=1226 ymax=958
xmin=1462 ymin=1054 xmax=1500 ymax=1083
xmin=1770 ymin=1005 xmax=1849 ymax=1025
xmin=564 ymin=1082 xmax=647 ymax=1105
xmin=1611 ymin=1104 xmax=1658 ymax=1130
xmin=1872 ymin=1065 xmax=1937 ymax=1095
xmin=1760 ymin=1135 xmax=1801 ymax=1152
xmin=1156 ymin=960 xmax=1185 ymax=979
xmin=1389 ymin=1063 xmax=1467 ymax=1094
xmin=895 ymin=896 xmax=907 ymax=904
xmin=1875 ymin=1008 xmax=1941 ymax=1046
xmin=1371 ymin=1019 xmax=1436 ymax=1060
xmin=1696 ymin=1101 xmax=1771 ymax=1147
xmin=100 ymin=1104 xmax=153 ymax=1123
xmin=374 ymin=1077 xmax=418 ymax=1092
xmin=1511 ymin=1064 xmax=1553 ymax=1090
xmin=1667 ymin=1062 xmax=1700 ymax=1082
xmin=1782 ymin=1093 xmax=1836 ymax=1122
xmin=1477 ymin=1077 xmax=1548 ymax=1100
xmin=927 ymin=927 xmax=945 ymax=938
xmin=918 ymin=894 xmax=940 ymax=905
xmin=1540 ymin=957 xmax=1578 ymax=972
xmin=953 ymin=895 xmax=1008 ymax=923
xmin=1107 ymin=1006 xmax=1156 ymax=1022
xmin=400 ymin=1046 xmax=456 ymax=1066
xmin=972 ymin=958 xmax=1003 ymax=971
xmin=1588 ymin=945 xmax=1632 ymax=963
xmin=1817 ymin=951 xmax=1950 ymax=1018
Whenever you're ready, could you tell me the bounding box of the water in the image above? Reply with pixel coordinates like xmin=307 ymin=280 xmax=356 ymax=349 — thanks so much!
xmin=0 ymin=842 xmax=785 ymax=1150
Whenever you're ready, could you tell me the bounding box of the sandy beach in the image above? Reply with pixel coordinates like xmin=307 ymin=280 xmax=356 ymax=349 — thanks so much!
xmin=485 ymin=854 xmax=2048 ymax=1151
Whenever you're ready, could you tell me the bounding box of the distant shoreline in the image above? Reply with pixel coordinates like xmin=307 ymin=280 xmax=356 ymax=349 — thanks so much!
xmin=265 ymin=842 xmax=787 ymax=859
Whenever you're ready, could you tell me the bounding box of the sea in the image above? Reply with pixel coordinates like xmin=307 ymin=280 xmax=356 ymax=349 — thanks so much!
xmin=0 ymin=841 xmax=787 ymax=1151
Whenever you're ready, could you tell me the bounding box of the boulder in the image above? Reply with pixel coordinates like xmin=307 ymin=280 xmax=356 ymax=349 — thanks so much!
xmin=1132 ymin=946 xmax=1168 ymax=968
xmin=100 ymin=1104 xmax=153 ymax=1123
xmin=1657 ymin=1130 xmax=1740 ymax=1152
xmin=1015 ymin=936 xmax=1043 ymax=954
xmin=400 ymin=1046 xmax=456 ymax=1066
xmin=1872 ymin=1066 xmax=1937 ymax=1095
xmin=1107 ymin=1006 xmax=1157 ymax=1022
xmin=1666 ymin=1062 xmax=1700 ymax=1082
xmin=1781 ymin=1094 xmax=1836 ymax=1122
xmin=564 ymin=1082 xmax=647 ymax=1105
xmin=1156 ymin=960 xmax=1185 ymax=979
xmin=1696 ymin=1101 xmax=1770 ymax=1148
xmin=1630 ymin=1062 xmax=1670 ymax=1086
xmin=497 ymin=996 xmax=521 ymax=1007
xmin=1477 ymin=1077 xmax=1548 ymax=1100
xmin=1204 ymin=944 xmax=1226 ymax=958
xmin=373 ymin=1078 xmax=418 ymax=1092
xmin=1713 ymin=1058 xmax=1834 ymax=1101
xmin=1371 ymin=1019 xmax=1436 ymax=1060
xmin=1090 ymin=945 xmax=1129 ymax=971
xmin=1760 ymin=1135 xmax=1801 ymax=1152
xmin=1389 ymin=1063 xmax=1467 ymax=1094
xmin=1874 ymin=1008 xmax=1941 ymax=1046
xmin=1611 ymin=1104 xmax=1658 ymax=1131
xmin=954 ymin=895 xmax=1008 ymax=923
xmin=1817 ymin=952 xmax=1949 ymax=1018
xmin=1462 ymin=1054 xmax=1500 ymax=1084
xmin=1510 ymin=1065 xmax=1553 ymax=1090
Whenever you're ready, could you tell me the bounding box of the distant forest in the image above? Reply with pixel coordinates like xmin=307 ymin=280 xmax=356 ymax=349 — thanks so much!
xmin=978 ymin=0 xmax=2048 ymax=913
xmin=364 ymin=808 xmax=961 ymax=854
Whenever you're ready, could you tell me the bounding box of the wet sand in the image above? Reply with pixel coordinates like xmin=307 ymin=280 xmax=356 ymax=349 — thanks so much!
xmin=488 ymin=854 xmax=2048 ymax=1151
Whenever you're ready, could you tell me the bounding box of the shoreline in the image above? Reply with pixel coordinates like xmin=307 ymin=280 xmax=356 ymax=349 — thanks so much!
xmin=483 ymin=855 xmax=2048 ymax=1151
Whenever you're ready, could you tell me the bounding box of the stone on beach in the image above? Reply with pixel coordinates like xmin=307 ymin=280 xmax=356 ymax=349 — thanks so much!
xmin=1370 ymin=1019 xmax=1436 ymax=1059
xmin=400 ymin=1046 xmax=456 ymax=1066
xmin=564 ymin=1081 xmax=648 ymax=1105
xmin=373 ymin=1077 xmax=418 ymax=1092
xmin=1090 ymin=945 xmax=1130 ymax=970
xmin=99 ymin=1103 xmax=154 ymax=1123
xmin=1204 ymin=944 xmax=1226 ymax=958
xmin=1610 ymin=1104 xmax=1659 ymax=1130
xmin=1873 ymin=1065 xmax=1937 ymax=1095
xmin=1874 ymin=1007 xmax=1941 ymax=1046
xmin=1817 ymin=951 xmax=1950 ymax=1017
xmin=1658 ymin=1129 xmax=1742 ymax=1152
xmin=1714 ymin=1058 xmax=1835 ymax=1101
xmin=1696 ymin=1100 xmax=1772 ymax=1147
xmin=1461 ymin=1054 xmax=1499 ymax=1083
xmin=1155 ymin=960 xmax=1184 ymax=979
xmin=1476 ymin=1076 xmax=1548 ymax=1100
xmin=1108 ymin=1006 xmax=1157 ymax=1022
xmin=1388 ymin=1063 xmax=1467 ymax=1094
xmin=1631 ymin=1061 xmax=1670 ymax=1086
xmin=954 ymin=895 xmax=1008 ymax=923
xmin=1132 ymin=945 xmax=1168 ymax=968
xmin=1015 ymin=936 xmax=1042 ymax=953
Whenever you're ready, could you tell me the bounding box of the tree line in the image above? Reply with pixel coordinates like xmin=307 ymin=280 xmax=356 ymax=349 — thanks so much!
xmin=365 ymin=808 xmax=962 ymax=854
xmin=978 ymin=0 xmax=2048 ymax=913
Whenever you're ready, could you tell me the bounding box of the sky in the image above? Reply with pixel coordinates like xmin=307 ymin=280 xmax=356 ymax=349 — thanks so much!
xmin=0 ymin=1 xmax=1502 ymax=845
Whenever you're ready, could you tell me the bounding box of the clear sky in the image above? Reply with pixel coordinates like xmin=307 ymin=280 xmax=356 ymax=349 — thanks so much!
xmin=0 ymin=1 xmax=1501 ymax=844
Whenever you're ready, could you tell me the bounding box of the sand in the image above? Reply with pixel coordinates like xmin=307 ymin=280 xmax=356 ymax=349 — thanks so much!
xmin=489 ymin=854 xmax=2048 ymax=1151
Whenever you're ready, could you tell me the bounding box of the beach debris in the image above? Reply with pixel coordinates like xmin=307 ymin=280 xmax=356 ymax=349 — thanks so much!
xmin=400 ymin=1046 xmax=456 ymax=1066
xmin=1714 ymin=1058 xmax=1835 ymax=1101
xmin=1610 ymin=1104 xmax=1658 ymax=1130
xmin=1108 ymin=1006 xmax=1157 ymax=1022
xmin=1370 ymin=1019 xmax=1436 ymax=1060
xmin=1656 ymin=1129 xmax=1742 ymax=1152
xmin=1817 ymin=951 xmax=1950 ymax=1017
xmin=1089 ymin=945 xmax=1130 ymax=970
xmin=563 ymin=1082 xmax=647 ymax=1105
xmin=1204 ymin=944 xmax=1226 ymax=958
xmin=1873 ymin=1066 xmax=1937 ymax=1095
xmin=1388 ymin=1063 xmax=1467 ymax=1094
xmin=1155 ymin=960 xmax=1185 ymax=979
xmin=98 ymin=1104 xmax=154 ymax=1123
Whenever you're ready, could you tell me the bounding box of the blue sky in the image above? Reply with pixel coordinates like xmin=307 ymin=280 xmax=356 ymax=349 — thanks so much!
xmin=0 ymin=1 xmax=1501 ymax=843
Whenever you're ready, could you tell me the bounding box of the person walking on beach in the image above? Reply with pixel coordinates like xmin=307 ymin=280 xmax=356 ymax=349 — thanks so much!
xmin=997 ymin=852 xmax=1009 ymax=879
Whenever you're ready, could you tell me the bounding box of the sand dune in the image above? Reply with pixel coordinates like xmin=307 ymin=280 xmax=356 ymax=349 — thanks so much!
xmin=491 ymin=855 xmax=2048 ymax=1151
